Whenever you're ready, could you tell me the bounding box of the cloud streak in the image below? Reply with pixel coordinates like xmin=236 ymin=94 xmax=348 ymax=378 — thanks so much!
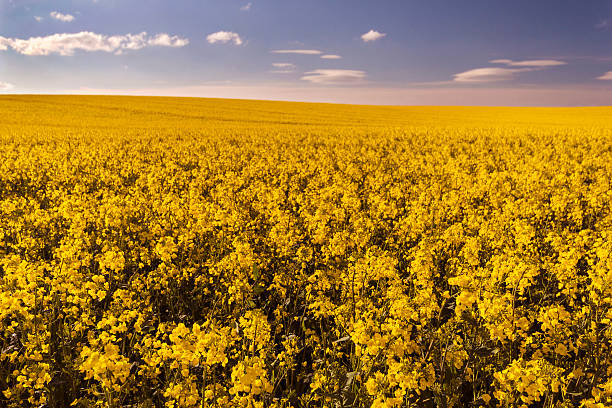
xmin=301 ymin=69 xmax=366 ymax=84
xmin=490 ymin=59 xmax=567 ymax=67
xmin=0 ymin=32 xmax=188 ymax=56
xmin=454 ymin=58 xmax=567 ymax=83
xmin=270 ymin=63 xmax=296 ymax=74
xmin=321 ymin=54 xmax=341 ymax=59
xmin=0 ymin=82 xmax=14 ymax=90
xmin=206 ymin=31 xmax=243 ymax=45
xmin=597 ymin=71 xmax=612 ymax=80
xmin=271 ymin=49 xmax=322 ymax=55
xmin=361 ymin=29 xmax=386 ymax=42
xmin=272 ymin=63 xmax=296 ymax=69
xmin=453 ymin=67 xmax=532 ymax=83
xmin=50 ymin=11 xmax=75 ymax=22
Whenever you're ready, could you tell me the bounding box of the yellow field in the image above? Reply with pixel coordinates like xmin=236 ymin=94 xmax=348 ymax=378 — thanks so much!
xmin=1 ymin=95 xmax=611 ymax=408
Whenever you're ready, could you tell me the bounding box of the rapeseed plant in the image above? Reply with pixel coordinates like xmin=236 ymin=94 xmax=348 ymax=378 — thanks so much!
xmin=0 ymin=95 xmax=611 ymax=407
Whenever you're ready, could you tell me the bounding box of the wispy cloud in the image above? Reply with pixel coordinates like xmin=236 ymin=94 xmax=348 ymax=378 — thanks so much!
xmin=301 ymin=69 xmax=366 ymax=84
xmin=596 ymin=19 xmax=609 ymax=30
xmin=454 ymin=58 xmax=567 ymax=82
xmin=0 ymin=32 xmax=188 ymax=56
xmin=271 ymin=49 xmax=322 ymax=55
xmin=206 ymin=31 xmax=243 ymax=45
xmin=0 ymin=81 xmax=14 ymax=90
xmin=272 ymin=63 xmax=296 ymax=69
xmin=321 ymin=54 xmax=341 ymax=59
xmin=270 ymin=62 xmax=296 ymax=74
xmin=597 ymin=71 xmax=612 ymax=80
xmin=240 ymin=2 xmax=252 ymax=11
xmin=361 ymin=29 xmax=386 ymax=42
xmin=453 ymin=67 xmax=532 ymax=83
xmin=490 ymin=59 xmax=567 ymax=67
xmin=50 ymin=11 xmax=75 ymax=22
xmin=34 ymin=16 xmax=43 ymax=22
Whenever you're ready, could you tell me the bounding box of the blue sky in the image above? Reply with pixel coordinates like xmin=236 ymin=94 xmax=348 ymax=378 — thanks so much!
xmin=1 ymin=0 xmax=612 ymax=105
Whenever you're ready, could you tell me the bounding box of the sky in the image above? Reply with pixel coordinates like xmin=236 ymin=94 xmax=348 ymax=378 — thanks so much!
xmin=1 ymin=0 xmax=612 ymax=106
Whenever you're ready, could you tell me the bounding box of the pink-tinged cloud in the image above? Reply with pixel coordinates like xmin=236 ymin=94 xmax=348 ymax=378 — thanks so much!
xmin=321 ymin=54 xmax=342 ymax=59
xmin=597 ymin=71 xmax=612 ymax=80
xmin=453 ymin=67 xmax=532 ymax=82
xmin=490 ymin=59 xmax=567 ymax=67
xmin=271 ymin=49 xmax=322 ymax=55
xmin=301 ymin=69 xmax=366 ymax=84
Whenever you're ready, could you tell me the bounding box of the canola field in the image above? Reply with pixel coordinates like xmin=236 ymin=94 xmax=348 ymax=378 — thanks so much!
xmin=1 ymin=95 xmax=612 ymax=408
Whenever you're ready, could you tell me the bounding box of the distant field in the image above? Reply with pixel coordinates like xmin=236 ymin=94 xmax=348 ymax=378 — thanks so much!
xmin=1 ymin=96 xmax=611 ymax=408
xmin=2 ymin=95 xmax=612 ymax=131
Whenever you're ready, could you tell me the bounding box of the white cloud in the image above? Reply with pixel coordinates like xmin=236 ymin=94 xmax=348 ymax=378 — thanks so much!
xmin=453 ymin=67 xmax=532 ymax=83
xmin=0 ymin=31 xmax=189 ymax=56
xmin=50 ymin=11 xmax=75 ymax=22
xmin=271 ymin=49 xmax=322 ymax=55
xmin=597 ymin=71 xmax=612 ymax=80
xmin=240 ymin=2 xmax=252 ymax=11
xmin=321 ymin=54 xmax=341 ymax=59
xmin=206 ymin=31 xmax=243 ymax=45
xmin=34 ymin=16 xmax=43 ymax=22
xmin=490 ymin=59 xmax=567 ymax=67
xmin=361 ymin=29 xmax=386 ymax=42
xmin=148 ymin=33 xmax=189 ymax=47
xmin=301 ymin=69 xmax=366 ymax=84
xmin=0 ymin=82 xmax=14 ymax=90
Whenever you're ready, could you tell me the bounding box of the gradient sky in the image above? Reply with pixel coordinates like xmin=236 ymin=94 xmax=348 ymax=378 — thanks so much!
xmin=1 ymin=0 xmax=612 ymax=105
